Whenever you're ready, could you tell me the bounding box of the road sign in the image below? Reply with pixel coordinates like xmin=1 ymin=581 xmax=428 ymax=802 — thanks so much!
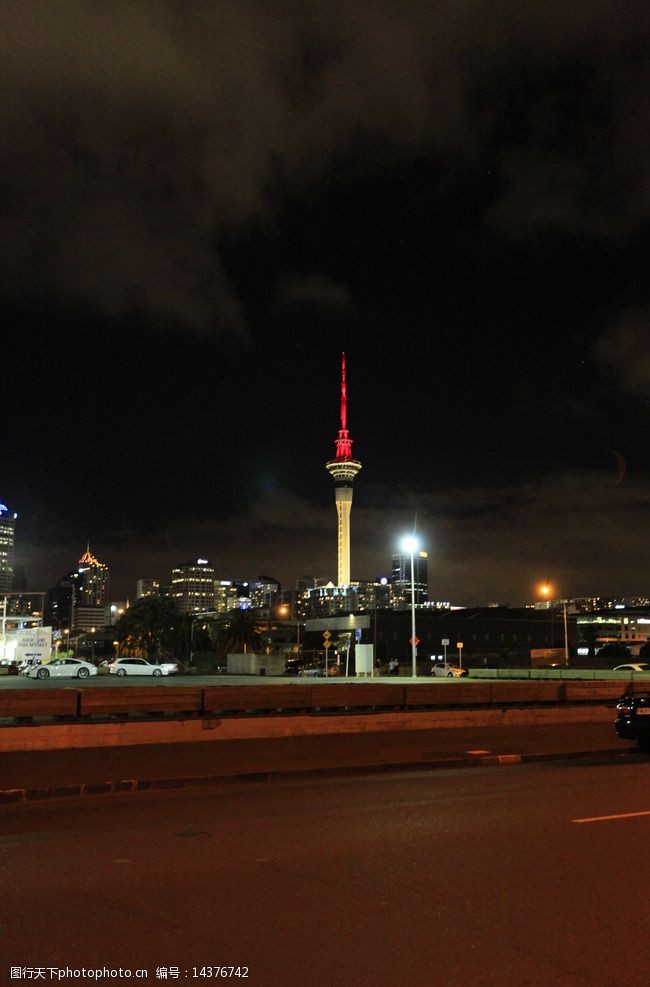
xmin=409 ymin=636 xmax=421 ymax=646
xmin=323 ymin=640 xmax=332 ymax=649
xmin=441 ymin=638 xmax=450 ymax=646
xmin=323 ymin=630 xmax=332 ymax=640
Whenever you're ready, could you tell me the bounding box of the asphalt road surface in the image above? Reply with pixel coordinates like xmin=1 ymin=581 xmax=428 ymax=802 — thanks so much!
xmin=3 ymin=760 xmax=650 ymax=986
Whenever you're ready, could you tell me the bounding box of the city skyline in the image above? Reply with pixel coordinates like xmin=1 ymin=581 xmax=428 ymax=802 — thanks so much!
xmin=3 ymin=3 xmax=650 ymax=605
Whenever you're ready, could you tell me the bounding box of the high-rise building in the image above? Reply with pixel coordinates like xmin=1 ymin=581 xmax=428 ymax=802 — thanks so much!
xmin=46 ymin=574 xmax=78 ymax=632
xmin=136 ymin=578 xmax=160 ymax=599
xmin=0 ymin=501 xmax=17 ymax=594
xmin=215 ymin=579 xmax=239 ymax=614
xmin=171 ymin=558 xmax=216 ymax=613
xmin=238 ymin=576 xmax=281 ymax=613
xmin=325 ymin=353 xmax=362 ymax=586
xmin=46 ymin=546 xmax=110 ymax=633
xmin=75 ymin=546 xmax=110 ymax=631
xmin=77 ymin=546 xmax=109 ymax=606
xmin=391 ymin=550 xmax=429 ymax=608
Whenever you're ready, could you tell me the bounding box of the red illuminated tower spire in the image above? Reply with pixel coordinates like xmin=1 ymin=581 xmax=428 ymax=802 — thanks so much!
xmin=325 ymin=352 xmax=362 ymax=586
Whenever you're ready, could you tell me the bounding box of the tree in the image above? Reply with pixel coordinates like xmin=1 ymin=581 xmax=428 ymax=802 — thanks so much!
xmin=213 ymin=608 xmax=263 ymax=660
xmin=114 ymin=596 xmax=184 ymax=659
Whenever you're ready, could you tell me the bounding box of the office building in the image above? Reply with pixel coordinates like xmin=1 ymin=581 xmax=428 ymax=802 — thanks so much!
xmin=77 ymin=546 xmax=109 ymax=607
xmin=136 ymin=578 xmax=160 ymax=599
xmin=46 ymin=546 xmax=110 ymax=632
xmin=391 ymin=550 xmax=429 ymax=607
xmin=0 ymin=501 xmax=17 ymax=594
xmin=171 ymin=558 xmax=216 ymax=613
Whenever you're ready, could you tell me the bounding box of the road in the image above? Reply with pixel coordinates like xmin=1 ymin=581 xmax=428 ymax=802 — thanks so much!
xmin=3 ymin=760 xmax=650 ymax=986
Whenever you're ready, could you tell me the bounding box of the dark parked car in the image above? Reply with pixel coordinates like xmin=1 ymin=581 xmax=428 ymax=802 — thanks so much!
xmin=615 ymin=692 xmax=650 ymax=751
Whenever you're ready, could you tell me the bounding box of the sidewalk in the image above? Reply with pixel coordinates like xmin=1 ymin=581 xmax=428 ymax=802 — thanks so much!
xmin=0 ymin=720 xmax=635 ymax=803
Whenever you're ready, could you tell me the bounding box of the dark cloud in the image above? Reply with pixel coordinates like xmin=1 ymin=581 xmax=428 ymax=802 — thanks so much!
xmin=597 ymin=308 xmax=650 ymax=395
xmin=278 ymin=273 xmax=351 ymax=310
xmin=2 ymin=0 xmax=648 ymax=331
xmin=4 ymin=1 xmax=650 ymax=605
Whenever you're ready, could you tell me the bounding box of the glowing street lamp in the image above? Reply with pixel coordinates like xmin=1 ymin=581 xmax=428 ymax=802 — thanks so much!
xmin=538 ymin=579 xmax=570 ymax=665
xmin=401 ymin=534 xmax=419 ymax=678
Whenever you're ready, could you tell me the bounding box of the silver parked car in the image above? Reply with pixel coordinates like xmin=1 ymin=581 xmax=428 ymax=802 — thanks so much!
xmin=26 ymin=657 xmax=97 ymax=680
xmin=108 ymin=657 xmax=169 ymax=677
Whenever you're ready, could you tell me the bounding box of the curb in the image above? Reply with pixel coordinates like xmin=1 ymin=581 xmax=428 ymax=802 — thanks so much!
xmin=0 ymin=747 xmax=638 ymax=805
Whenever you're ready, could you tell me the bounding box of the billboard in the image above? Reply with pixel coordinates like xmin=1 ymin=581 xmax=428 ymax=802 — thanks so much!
xmin=0 ymin=627 xmax=52 ymax=665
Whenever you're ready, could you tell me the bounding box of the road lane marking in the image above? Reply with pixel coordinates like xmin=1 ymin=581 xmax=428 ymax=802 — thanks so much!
xmin=573 ymin=810 xmax=650 ymax=823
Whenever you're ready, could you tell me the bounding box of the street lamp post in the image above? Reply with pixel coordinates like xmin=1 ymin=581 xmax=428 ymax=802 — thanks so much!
xmin=401 ymin=535 xmax=419 ymax=678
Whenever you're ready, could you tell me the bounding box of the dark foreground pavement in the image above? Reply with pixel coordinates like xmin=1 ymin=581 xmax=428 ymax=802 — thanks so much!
xmin=0 ymin=719 xmax=640 ymax=803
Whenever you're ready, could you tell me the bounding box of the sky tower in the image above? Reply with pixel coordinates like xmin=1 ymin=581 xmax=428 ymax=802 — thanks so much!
xmin=325 ymin=352 xmax=362 ymax=586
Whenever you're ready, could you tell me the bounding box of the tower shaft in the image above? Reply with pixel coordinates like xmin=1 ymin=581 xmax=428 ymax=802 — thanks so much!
xmin=334 ymin=487 xmax=353 ymax=587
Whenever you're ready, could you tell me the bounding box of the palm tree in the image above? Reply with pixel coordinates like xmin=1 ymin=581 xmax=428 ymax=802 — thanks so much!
xmin=214 ymin=608 xmax=263 ymax=659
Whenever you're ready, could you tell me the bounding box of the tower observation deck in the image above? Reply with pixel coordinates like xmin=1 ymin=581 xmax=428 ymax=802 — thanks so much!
xmin=325 ymin=352 xmax=362 ymax=586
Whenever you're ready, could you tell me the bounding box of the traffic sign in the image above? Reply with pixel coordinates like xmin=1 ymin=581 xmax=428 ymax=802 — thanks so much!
xmin=323 ymin=640 xmax=332 ymax=649
xmin=323 ymin=630 xmax=332 ymax=640
xmin=409 ymin=636 xmax=421 ymax=646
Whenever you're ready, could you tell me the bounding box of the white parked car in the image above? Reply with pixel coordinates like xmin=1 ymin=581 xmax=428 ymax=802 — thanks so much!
xmin=613 ymin=663 xmax=650 ymax=673
xmin=431 ymin=662 xmax=468 ymax=678
xmin=26 ymin=658 xmax=98 ymax=680
xmin=108 ymin=657 xmax=169 ymax=677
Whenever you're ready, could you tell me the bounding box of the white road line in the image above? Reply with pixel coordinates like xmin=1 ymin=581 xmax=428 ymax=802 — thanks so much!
xmin=573 ymin=810 xmax=650 ymax=823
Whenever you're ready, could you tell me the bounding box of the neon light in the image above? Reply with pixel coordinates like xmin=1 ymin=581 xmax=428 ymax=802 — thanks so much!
xmin=0 ymin=504 xmax=7 ymax=515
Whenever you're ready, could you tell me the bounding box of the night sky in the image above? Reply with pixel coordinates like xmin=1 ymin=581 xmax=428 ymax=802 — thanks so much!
xmin=3 ymin=1 xmax=650 ymax=605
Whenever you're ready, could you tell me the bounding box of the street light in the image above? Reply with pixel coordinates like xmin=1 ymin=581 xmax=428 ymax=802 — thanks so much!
xmin=401 ymin=534 xmax=419 ymax=678
xmin=538 ymin=580 xmax=570 ymax=666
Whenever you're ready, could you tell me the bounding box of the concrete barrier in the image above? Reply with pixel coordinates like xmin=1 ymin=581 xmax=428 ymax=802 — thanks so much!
xmin=310 ymin=684 xmax=405 ymax=709
xmin=203 ymin=685 xmax=314 ymax=713
xmin=79 ymin=687 xmax=203 ymax=717
xmin=0 ymin=703 xmax=615 ymax=752
xmin=404 ymin=683 xmax=492 ymax=706
xmin=0 ymin=688 xmax=79 ymax=720
xmin=490 ymin=682 xmax=563 ymax=705
xmin=0 ymin=678 xmax=632 ymax=729
xmin=564 ymin=682 xmax=625 ymax=703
